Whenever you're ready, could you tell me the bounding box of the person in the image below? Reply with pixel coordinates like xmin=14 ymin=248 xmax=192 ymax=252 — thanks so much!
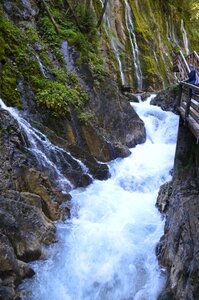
xmin=186 ymin=64 xmax=199 ymax=94
xmin=188 ymin=64 xmax=196 ymax=85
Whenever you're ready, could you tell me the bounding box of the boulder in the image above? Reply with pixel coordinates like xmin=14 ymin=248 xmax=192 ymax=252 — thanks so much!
xmin=150 ymin=85 xmax=179 ymax=114
xmin=0 ymin=193 xmax=56 ymax=261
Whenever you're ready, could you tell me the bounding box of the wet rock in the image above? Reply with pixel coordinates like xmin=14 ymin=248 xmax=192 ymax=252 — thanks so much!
xmin=3 ymin=0 xmax=39 ymax=21
xmin=0 ymin=233 xmax=34 ymax=299
xmin=19 ymin=192 xmax=42 ymax=209
xmin=88 ymin=77 xmax=146 ymax=151
xmin=157 ymin=181 xmax=199 ymax=299
xmin=17 ymin=260 xmax=35 ymax=279
xmin=82 ymin=123 xmax=131 ymax=162
xmin=157 ymin=290 xmax=174 ymax=300
xmin=0 ymin=233 xmax=19 ymax=277
xmin=151 ymin=85 xmax=179 ymax=113
xmin=156 ymin=182 xmax=172 ymax=213
xmin=0 ymin=193 xmax=56 ymax=261
xmin=67 ymin=144 xmax=110 ymax=180
xmin=141 ymin=92 xmax=151 ymax=101
xmin=14 ymin=166 xmax=64 ymax=221
xmin=0 ymin=283 xmax=15 ymax=300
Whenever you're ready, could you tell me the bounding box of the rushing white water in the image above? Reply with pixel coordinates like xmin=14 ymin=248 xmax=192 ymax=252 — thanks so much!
xmin=20 ymin=96 xmax=179 ymax=300
xmin=125 ymin=0 xmax=143 ymax=90
xmin=0 ymin=99 xmax=89 ymax=192
xmin=181 ymin=19 xmax=189 ymax=56
xmin=99 ymin=0 xmax=125 ymax=85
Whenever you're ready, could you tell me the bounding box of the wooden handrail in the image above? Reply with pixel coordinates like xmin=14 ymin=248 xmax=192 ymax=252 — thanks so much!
xmin=174 ymin=51 xmax=199 ymax=142
xmin=180 ymin=81 xmax=199 ymax=92
xmin=179 ymin=51 xmax=190 ymax=73
xmin=186 ymin=51 xmax=199 ymax=74
xmin=178 ymin=80 xmax=199 ymax=142
xmin=173 ymin=51 xmax=199 ymax=81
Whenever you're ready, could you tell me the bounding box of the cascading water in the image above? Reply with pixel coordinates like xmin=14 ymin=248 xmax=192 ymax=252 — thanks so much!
xmin=20 ymin=96 xmax=179 ymax=300
xmin=35 ymin=54 xmax=48 ymax=78
xmin=166 ymin=15 xmax=181 ymax=51
xmin=0 ymin=99 xmax=89 ymax=192
xmin=181 ymin=19 xmax=189 ymax=56
xmin=99 ymin=0 xmax=125 ymax=85
xmin=125 ymin=0 xmax=143 ymax=90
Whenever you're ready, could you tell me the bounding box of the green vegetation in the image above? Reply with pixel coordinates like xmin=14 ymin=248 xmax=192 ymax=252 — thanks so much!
xmin=78 ymin=111 xmax=93 ymax=123
xmin=0 ymin=1 xmax=104 ymax=117
xmin=1 ymin=0 xmax=199 ymax=106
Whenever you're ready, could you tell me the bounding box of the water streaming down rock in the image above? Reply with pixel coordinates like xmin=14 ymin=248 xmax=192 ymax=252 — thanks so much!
xmin=180 ymin=19 xmax=189 ymax=55
xmin=35 ymin=54 xmax=48 ymax=78
xmin=0 ymin=99 xmax=91 ymax=192
xmin=166 ymin=15 xmax=181 ymax=50
xmin=99 ymin=0 xmax=125 ymax=85
xmin=20 ymin=96 xmax=179 ymax=300
xmin=61 ymin=40 xmax=76 ymax=73
xmin=125 ymin=0 xmax=143 ymax=90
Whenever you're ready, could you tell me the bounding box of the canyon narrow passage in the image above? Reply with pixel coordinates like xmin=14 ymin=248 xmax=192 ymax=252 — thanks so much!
xmin=21 ymin=96 xmax=179 ymax=300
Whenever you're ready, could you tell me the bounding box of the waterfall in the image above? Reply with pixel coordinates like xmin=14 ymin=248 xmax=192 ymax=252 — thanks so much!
xmin=0 ymin=99 xmax=90 ymax=192
xmin=61 ymin=41 xmax=76 ymax=73
xmin=99 ymin=0 xmax=125 ymax=85
xmin=125 ymin=0 xmax=143 ymax=90
xmin=166 ymin=15 xmax=181 ymax=51
xmin=20 ymin=96 xmax=179 ymax=300
xmin=181 ymin=19 xmax=189 ymax=56
xmin=35 ymin=54 xmax=48 ymax=78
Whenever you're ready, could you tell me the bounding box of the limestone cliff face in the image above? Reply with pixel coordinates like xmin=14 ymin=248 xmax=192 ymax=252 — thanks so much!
xmin=93 ymin=0 xmax=199 ymax=90
xmin=0 ymin=0 xmax=146 ymax=161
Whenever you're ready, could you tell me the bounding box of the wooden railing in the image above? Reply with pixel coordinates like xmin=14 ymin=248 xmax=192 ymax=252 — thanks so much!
xmin=178 ymin=82 xmax=199 ymax=142
xmin=173 ymin=51 xmax=199 ymax=142
xmin=173 ymin=51 xmax=199 ymax=80
xmin=173 ymin=51 xmax=190 ymax=80
xmin=186 ymin=51 xmax=199 ymax=75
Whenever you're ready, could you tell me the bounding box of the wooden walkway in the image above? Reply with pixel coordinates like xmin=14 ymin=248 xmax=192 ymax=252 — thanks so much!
xmin=173 ymin=51 xmax=199 ymax=142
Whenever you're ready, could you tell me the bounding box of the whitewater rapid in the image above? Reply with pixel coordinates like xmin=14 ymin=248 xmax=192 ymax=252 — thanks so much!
xmin=21 ymin=96 xmax=179 ymax=300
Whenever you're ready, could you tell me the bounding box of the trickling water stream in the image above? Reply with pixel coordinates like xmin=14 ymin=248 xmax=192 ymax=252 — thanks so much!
xmin=0 ymin=99 xmax=89 ymax=192
xmin=99 ymin=0 xmax=125 ymax=85
xmin=125 ymin=0 xmax=142 ymax=90
xmin=20 ymin=96 xmax=179 ymax=300
xmin=180 ymin=19 xmax=189 ymax=56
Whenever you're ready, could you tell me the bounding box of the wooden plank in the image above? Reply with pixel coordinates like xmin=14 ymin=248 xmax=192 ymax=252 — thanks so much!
xmin=181 ymin=101 xmax=187 ymax=110
xmin=192 ymin=93 xmax=199 ymax=103
xmin=181 ymin=82 xmax=199 ymax=93
xmin=184 ymin=88 xmax=192 ymax=121
xmin=178 ymin=106 xmax=185 ymax=119
xmin=187 ymin=117 xmax=199 ymax=141
xmin=191 ymin=100 xmax=199 ymax=113
xmin=190 ymin=107 xmax=199 ymax=124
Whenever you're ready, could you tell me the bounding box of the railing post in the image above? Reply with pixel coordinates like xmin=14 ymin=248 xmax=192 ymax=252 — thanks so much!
xmin=177 ymin=83 xmax=182 ymax=107
xmin=184 ymin=87 xmax=192 ymax=125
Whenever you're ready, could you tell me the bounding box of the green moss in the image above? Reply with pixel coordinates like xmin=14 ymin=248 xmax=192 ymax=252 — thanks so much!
xmin=0 ymin=4 xmax=97 ymax=114
xmin=78 ymin=111 xmax=93 ymax=124
xmin=0 ymin=62 xmax=21 ymax=108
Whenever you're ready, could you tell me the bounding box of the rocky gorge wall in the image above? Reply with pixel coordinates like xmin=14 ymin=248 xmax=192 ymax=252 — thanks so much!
xmin=93 ymin=0 xmax=199 ymax=90
xmin=0 ymin=0 xmax=199 ymax=299
xmin=152 ymin=89 xmax=199 ymax=299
